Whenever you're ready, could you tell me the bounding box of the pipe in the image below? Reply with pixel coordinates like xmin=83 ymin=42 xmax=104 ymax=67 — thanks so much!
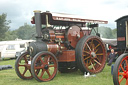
xmin=46 ymin=11 xmax=51 ymax=28
xmin=33 ymin=10 xmax=42 ymax=38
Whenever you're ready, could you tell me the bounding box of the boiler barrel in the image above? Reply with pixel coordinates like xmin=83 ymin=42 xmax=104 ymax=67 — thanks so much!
xmin=28 ymin=41 xmax=59 ymax=57
xmin=28 ymin=41 xmax=48 ymax=57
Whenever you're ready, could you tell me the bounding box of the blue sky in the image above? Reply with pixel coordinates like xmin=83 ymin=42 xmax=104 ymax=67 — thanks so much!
xmin=0 ymin=0 xmax=128 ymax=30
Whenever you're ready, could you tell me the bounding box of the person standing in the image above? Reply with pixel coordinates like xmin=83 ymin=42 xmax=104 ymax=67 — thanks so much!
xmin=107 ymin=49 xmax=117 ymax=66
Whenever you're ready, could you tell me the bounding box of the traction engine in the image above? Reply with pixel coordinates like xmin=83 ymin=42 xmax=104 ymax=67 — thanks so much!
xmin=15 ymin=10 xmax=108 ymax=82
xmin=113 ymin=15 xmax=128 ymax=85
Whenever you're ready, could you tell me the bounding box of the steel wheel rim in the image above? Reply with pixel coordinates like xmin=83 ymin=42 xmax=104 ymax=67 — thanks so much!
xmin=82 ymin=37 xmax=106 ymax=73
xmin=33 ymin=53 xmax=57 ymax=81
xmin=118 ymin=56 xmax=128 ymax=85
xmin=16 ymin=52 xmax=33 ymax=79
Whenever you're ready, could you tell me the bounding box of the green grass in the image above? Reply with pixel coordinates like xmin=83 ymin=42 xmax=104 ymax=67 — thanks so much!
xmin=0 ymin=59 xmax=114 ymax=85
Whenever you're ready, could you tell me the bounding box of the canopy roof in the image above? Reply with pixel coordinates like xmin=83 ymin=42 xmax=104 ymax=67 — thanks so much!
xmin=115 ymin=15 xmax=128 ymax=22
xmin=51 ymin=12 xmax=108 ymax=24
xmin=32 ymin=11 xmax=108 ymax=26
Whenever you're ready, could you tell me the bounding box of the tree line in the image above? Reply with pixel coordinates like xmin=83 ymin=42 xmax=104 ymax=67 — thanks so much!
xmin=0 ymin=13 xmax=36 ymax=41
xmin=0 ymin=13 xmax=117 ymax=41
xmin=96 ymin=26 xmax=117 ymax=39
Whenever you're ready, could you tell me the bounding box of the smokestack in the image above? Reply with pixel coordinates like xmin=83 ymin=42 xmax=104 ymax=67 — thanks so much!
xmin=33 ymin=10 xmax=42 ymax=38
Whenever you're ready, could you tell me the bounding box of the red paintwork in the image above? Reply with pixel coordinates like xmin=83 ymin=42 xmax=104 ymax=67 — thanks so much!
xmin=57 ymin=50 xmax=75 ymax=62
xmin=117 ymin=37 xmax=125 ymax=41
xmin=66 ymin=26 xmax=84 ymax=48
xmin=118 ymin=56 xmax=128 ymax=85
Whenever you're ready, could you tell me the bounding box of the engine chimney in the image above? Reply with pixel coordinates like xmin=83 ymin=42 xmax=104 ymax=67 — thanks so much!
xmin=33 ymin=10 xmax=42 ymax=39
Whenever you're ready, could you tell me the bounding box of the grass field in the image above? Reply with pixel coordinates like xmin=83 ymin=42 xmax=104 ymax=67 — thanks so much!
xmin=0 ymin=59 xmax=114 ymax=85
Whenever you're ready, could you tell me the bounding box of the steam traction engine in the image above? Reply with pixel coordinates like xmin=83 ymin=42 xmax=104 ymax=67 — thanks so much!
xmin=15 ymin=10 xmax=108 ymax=82
xmin=113 ymin=15 xmax=128 ymax=85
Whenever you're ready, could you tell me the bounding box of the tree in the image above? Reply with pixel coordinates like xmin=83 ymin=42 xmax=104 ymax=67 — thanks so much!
xmin=112 ymin=28 xmax=117 ymax=38
xmin=3 ymin=30 xmax=17 ymax=41
xmin=16 ymin=23 xmax=36 ymax=40
xmin=98 ymin=26 xmax=114 ymax=39
xmin=0 ymin=13 xmax=10 ymax=40
xmin=91 ymin=26 xmax=115 ymax=39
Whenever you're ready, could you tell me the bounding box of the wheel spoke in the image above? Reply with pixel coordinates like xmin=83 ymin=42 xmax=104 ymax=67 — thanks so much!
xmin=92 ymin=44 xmax=95 ymax=51
xmin=35 ymin=66 xmax=44 ymax=69
xmin=84 ymin=44 xmax=88 ymax=51
xmin=46 ymin=70 xmax=51 ymax=77
xmin=125 ymin=60 xmax=128 ymax=70
xmin=47 ymin=56 xmax=50 ymax=62
xmin=90 ymin=39 xmax=94 ymax=50
xmin=91 ymin=61 xmax=95 ymax=70
xmin=87 ymin=60 xmax=91 ymax=66
xmin=118 ymin=72 xmax=126 ymax=76
xmin=83 ymin=54 xmax=86 ymax=56
xmin=94 ymin=59 xmax=101 ymax=65
xmin=44 ymin=56 xmax=49 ymax=62
xmin=84 ymin=56 xmax=91 ymax=60
xmin=96 ymin=53 xmax=103 ymax=56
xmin=126 ymin=79 xmax=128 ymax=85
xmin=29 ymin=69 xmax=32 ymax=75
xmin=86 ymin=60 xmax=88 ymax=66
xmin=119 ymin=76 xmax=124 ymax=84
xmin=49 ymin=65 xmax=55 ymax=67
xmin=18 ymin=64 xmax=26 ymax=67
xmin=120 ymin=64 xmax=125 ymax=72
xmin=95 ymin=44 xmax=100 ymax=49
xmin=39 ymin=57 xmax=45 ymax=64
xmin=95 ymin=49 xmax=99 ymax=53
xmin=29 ymin=69 xmax=32 ymax=74
xmin=83 ymin=51 xmax=90 ymax=54
xmin=22 ymin=68 xmax=27 ymax=76
xmin=24 ymin=56 xmax=28 ymax=63
xmin=86 ymin=43 xmax=91 ymax=51
xmin=40 ymin=69 xmax=45 ymax=78
xmin=95 ymin=57 xmax=100 ymax=62
xmin=91 ymin=39 xmax=94 ymax=46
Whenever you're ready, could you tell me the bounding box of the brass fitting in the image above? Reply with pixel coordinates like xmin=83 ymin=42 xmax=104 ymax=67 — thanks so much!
xmin=33 ymin=10 xmax=41 ymax=13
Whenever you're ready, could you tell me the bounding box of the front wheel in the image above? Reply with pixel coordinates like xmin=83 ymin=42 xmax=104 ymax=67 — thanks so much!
xmin=15 ymin=52 xmax=33 ymax=80
xmin=31 ymin=51 xmax=58 ymax=82
xmin=113 ymin=53 xmax=128 ymax=85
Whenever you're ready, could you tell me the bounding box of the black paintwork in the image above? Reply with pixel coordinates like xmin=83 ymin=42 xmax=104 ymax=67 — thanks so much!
xmin=115 ymin=15 xmax=128 ymax=49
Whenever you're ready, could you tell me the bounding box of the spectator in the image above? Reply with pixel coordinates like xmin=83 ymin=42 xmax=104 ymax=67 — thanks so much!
xmin=107 ymin=49 xmax=117 ymax=66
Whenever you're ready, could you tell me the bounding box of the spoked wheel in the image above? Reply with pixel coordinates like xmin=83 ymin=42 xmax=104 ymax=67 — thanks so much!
xmin=31 ymin=51 xmax=58 ymax=82
xmin=75 ymin=35 xmax=107 ymax=74
xmin=15 ymin=52 xmax=33 ymax=80
xmin=113 ymin=53 xmax=128 ymax=85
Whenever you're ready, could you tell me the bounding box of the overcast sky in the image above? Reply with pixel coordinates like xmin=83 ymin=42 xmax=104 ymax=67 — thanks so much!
xmin=0 ymin=0 xmax=128 ymax=30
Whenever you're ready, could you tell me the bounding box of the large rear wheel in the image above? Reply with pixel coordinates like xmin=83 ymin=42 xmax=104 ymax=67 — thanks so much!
xmin=75 ymin=35 xmax=107 ymax=74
